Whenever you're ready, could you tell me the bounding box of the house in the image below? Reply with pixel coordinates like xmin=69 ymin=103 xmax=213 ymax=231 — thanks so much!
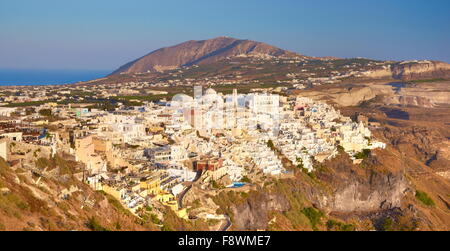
xmin=194 ymin=158 xmax=224 ymax=172
xmin=0 ymin=107 xmax=16 ymax=117
xmin=0 ymin=132 xmax=23 ymax=142
xmin=75 ymin=135 xmax=107 ymax=174
xmin=102 ymin=183 xmax=127 ymax=201
xmin=195 ymin=158 xmax=226 ymax=180
xmin=145 ymin=146 xmax=172 ymax=163
xmin=0 ymin=139 xmax=9 ymax=161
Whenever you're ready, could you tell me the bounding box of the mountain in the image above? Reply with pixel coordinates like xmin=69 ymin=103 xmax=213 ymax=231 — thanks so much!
xmin=111 ymin=36 xmax=306 ymax=75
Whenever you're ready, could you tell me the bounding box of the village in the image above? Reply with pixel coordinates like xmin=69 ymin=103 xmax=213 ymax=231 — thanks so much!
xmin=0 ymin=85 xmax=386 ymax=224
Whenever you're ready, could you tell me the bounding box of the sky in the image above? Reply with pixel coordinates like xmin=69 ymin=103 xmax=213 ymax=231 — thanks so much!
xmin=1 ymin=0 xmax=449 ymax=71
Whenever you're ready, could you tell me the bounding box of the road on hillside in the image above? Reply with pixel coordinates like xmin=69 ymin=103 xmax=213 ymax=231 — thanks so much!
xmin=218 ymin=215 xmax=232 ymax=231
xmin=177 ymin=170 xmax=202 ymax=209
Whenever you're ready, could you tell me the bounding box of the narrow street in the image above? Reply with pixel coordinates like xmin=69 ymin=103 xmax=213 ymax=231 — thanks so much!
xmin=217 ymin=215 xmax=232 ymax=231
xmin=177 ymin=170 xmax=202 ymax=209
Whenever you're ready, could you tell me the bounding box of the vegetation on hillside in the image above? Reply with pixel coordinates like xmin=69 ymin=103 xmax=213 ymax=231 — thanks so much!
xmin=415 ymin=190 xmax=435 ymax=207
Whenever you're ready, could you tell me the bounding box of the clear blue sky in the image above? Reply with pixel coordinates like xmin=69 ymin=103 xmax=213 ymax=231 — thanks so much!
xmin=1 ymin=0 xmax=449 ymax=71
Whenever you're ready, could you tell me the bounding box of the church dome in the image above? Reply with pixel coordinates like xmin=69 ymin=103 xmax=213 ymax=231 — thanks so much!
xmin=172 ymin=94 xmax=193 ymax=102
xmin=205 ymin=88 xmax=217 ymax=95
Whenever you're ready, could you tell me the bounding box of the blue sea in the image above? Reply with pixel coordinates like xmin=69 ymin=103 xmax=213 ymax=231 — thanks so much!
xmin=0 ymin=69 xmax=110 ymax=86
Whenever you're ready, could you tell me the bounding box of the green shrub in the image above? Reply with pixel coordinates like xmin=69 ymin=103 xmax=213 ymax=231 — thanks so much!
xmin=326 ymin=220 xmax=355 ymax=231
xmin=161 ymin=224 xmax=173 ymax=231
xmin=16 ymin=201 xmax=29 ymax=210
xmin=267 ymin=140 xmax=275 ymax=151
xmin=211 ymin=180 xmax=221 ymax=189
xmin=148 ymin=214 xmax=161 ymax=225
xmin=105 ymin=194 xmax=131 ymax=216
xmin=354 ymin=149 xmax=371 ymax=159
xmin=415 ymin=190 xmax=435 ymax=206
xmin=380 ymin=218 xmax=394 ymax=231
xmin=39 ymin=109 xmax=52 ymax=117
xmin=86 ymin=217 xmax=109 ymax=231
xmin=302 ymin=168 xmax=316 ymax=180
xmin=296 ymin=158 xmax=304 ymax=169
xmin=240 ymin=176 xmax=252 ymax=183
xmin=300 ymin=207 xmax=323 ymax=230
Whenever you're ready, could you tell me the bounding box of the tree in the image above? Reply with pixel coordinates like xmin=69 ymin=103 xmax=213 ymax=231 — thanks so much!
xmin=240 ymin=176 xmax=252 ymax=183
xmin=354 ymin=149 xmax=371 ymax=159
xmin=296 ymin=158 xmax=304 ymax=169
xmin=267 ymin=140 xmax=275 ymax=151
xmin=39 ymin=109 xmax=52 ymax=117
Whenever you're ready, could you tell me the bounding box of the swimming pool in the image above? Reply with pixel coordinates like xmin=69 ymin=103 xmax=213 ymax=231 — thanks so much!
xmin=228 ymin=182 xmax=246 ymax=188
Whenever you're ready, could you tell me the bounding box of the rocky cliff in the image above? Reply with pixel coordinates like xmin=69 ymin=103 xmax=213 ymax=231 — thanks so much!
xmin=299 ymin=84 xmax=394 ymax=107
xmin=391 ymin=61 xmax=450 ymax=80
xmin=364 ymin=60 xmax=450 ymax=80
xmin=212 ymin=140 xmax=450 ymax=231
xmin=230 ymin=191 xmax=290 ymax=230
xmin=384 ymin=95 xmax=435 ymax=108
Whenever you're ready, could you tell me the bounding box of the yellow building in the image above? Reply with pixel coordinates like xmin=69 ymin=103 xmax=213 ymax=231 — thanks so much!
xmin=140 ymin=177 xmax=162 ymax=196
xmin=156 ymin=193 xmax=176 ymax=204
xmin=131 ymin=183 xmax=141 ymax=192
xmin=92 ymin=137 xmax=112 ymax=153
xmin=46 ymin=102 xmax=58 ymax=107
xmin=154 ymin=192 xmax=188 ymax=219
xmin=177 ymin=208 xmax=188 ymax=219
xmin=102 ymin=184 xmax=125 ymax=201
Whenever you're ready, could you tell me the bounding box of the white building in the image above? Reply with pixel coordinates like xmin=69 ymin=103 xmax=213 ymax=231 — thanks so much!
xmin=0 ymin=107 xmax=16 ymax=117
xmin=0 ymin=139 xmax=9 ymax=161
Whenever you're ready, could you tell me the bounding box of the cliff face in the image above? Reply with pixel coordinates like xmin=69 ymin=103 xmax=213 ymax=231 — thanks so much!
xmin=384 ymin=95 xmax=435 ymax=108
xmin=329 ymin=170 xmax=409 ymax=213
xmin=111 ymin=37 xmax=304 ymax=74
xmin=398 ymin=89 xmax=450 ymax=104
xmin=391 ymin=61 xmax=450 ymax=80
xmin=217 ymin=149 xmax=414 ymax=230
xmin=310 ymin=149 xmax=410 ymax=213
xmin=364 ymin=60 xmax=450 ymax=80
xmin=230 ymin=192 xmax=290 ymax=230
xmin=217 ymin=139 xmax=450 ymax=231
xmin=300 ymin=85 xmax=394 ymax=107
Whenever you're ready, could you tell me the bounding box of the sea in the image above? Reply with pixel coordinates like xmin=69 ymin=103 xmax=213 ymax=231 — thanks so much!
xmin=0 ymin=69 xmax=110 ymax=86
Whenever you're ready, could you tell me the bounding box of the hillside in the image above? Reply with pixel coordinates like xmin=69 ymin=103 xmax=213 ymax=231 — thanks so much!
xmin=108 ymin=37 xmax=450 ymax=84
xmin=111 ymin=36 xmax=305 ymax=74
xmin=0 ymin=155 xmax=159 ymax=231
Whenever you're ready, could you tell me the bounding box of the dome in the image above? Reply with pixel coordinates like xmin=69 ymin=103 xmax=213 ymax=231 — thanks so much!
xmin=204 ymin=88 xmax=217 ymax=95
xmin=172 ymin=94 xmax=193 ymax=102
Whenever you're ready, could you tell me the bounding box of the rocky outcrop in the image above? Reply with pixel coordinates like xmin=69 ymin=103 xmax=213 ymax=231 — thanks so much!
xmin=307 ymin=150 xmax=411 ymax=213
xmin=300 ymin=85 xmax=394 ymax=106
xmin=364 ymin=60 xmax=450 ymax=80
xmin=384 ymin=95 xmax=435 ymax=108
xmin=391 ymin=61 xmax=450 ymax=80
xmin=332 ymin=86 xmax=380 ymax=106
xmin=330 ymin=173 xmax=409 ymax=212
xmin=230 ymin=192 xmax=290 ymax=230
xmin=398 ymin=90 xmax=450 ymax=104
